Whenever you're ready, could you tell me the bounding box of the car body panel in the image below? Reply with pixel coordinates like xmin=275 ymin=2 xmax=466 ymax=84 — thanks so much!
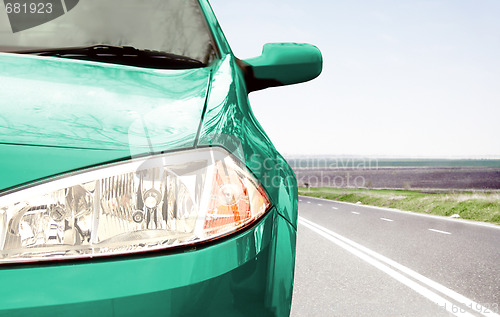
xmin=0 ymin=209 xmax=295 ymax=316
xmin=197 ymin=0 xmax=299 ymax=227
xmin=0 ymin=52 xmax=298 ymax=317
xmin=0 ymin=1 xmax=300 ymax=316
xmin=0 ymin=52 xmax=210 ymax=152
xmin=0 ymin=52 xmax=210 ymax=192
xmin=0 ymin=52 xmax=298 ymax=229
xmin=0 ymin=144 xmax=129 ymax=193
xmin=198 ymin=55 xmax=299 ymax=228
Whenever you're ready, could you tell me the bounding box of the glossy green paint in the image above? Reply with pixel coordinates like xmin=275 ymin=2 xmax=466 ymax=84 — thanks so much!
xmin=195 ymin=53 xmax=300 ymax=315
xmin=244 ymin=43 xmax=323 ymax=86
xmin=0 ymin=144 xmax=129 ymax=192
xmin=0 ymin=0 xmax=317 ymax=315
xmin=0 ymin=52 xmax=210 ymax=191
xmin=0 ymin=52 xmax=209 ymax=151
xmin=0 ymin=209 xmax=296 ymax=316
xmin=196 ymin=54 xmax=299 ymax=228
xmin=0 ymin=52 xmax=299 ymax=316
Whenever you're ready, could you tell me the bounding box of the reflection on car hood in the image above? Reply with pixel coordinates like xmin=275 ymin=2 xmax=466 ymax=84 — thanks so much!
xmin=0 ymin=53 xmax=212 ymax=192
xmin=0 ymin=53 xmax=211 ymax=153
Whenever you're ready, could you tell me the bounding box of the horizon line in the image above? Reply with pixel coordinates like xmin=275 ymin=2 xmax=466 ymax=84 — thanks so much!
xmin=282 ymin=154 xmax=500 ymax=160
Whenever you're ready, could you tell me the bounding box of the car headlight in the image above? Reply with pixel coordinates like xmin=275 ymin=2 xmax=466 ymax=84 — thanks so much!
xmin=0 ymin=147 xmax=270 ymax=264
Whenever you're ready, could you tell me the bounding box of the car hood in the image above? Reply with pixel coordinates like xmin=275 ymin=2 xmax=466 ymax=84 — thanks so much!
xmin=0 ymin=53 xmax=212 ymax=191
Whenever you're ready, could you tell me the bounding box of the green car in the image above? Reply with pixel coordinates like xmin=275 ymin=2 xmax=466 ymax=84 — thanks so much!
xmin=0 ymin=0 xmax=322 ymax=315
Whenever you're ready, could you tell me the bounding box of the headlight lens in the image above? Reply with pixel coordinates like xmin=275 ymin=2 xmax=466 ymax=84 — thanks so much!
xmin=0 ymin=147 xmax=270 ymax=264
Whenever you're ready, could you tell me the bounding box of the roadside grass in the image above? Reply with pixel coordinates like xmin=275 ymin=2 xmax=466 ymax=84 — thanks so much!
xmin=298 ymin=187 xmax=500 ymax=225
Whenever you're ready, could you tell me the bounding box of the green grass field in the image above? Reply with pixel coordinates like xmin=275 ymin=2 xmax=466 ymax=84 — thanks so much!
xmin=299 ymin=187 xmax=500 ymax=225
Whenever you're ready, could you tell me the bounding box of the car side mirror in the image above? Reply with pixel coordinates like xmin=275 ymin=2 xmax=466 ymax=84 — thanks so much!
xmin=239 ymin=43 xmax=322 ymax=93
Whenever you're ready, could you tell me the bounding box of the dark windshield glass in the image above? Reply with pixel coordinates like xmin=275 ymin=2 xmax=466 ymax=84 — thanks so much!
xmin=0 ymin=0 xmax=216 ymax=64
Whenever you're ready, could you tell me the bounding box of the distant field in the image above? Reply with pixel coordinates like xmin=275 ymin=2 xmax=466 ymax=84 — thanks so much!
xmin=299 ymin=187 xmax=500 ymax=225
xmin=288 ymin=158 xmax=500 ymax=169
xmin=293 ymin=167 xmax=500 ymax=189
xmin=287 ymin=158 xmax=500 ymax=190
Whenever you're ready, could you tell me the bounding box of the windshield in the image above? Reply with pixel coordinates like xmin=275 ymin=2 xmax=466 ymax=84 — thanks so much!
xmin=0 ymin=0 xmax=217 ymax=65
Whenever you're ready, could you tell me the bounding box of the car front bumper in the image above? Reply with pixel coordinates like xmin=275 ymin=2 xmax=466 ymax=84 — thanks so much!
xmin=0 ymin=208 xmax=296 ymax=317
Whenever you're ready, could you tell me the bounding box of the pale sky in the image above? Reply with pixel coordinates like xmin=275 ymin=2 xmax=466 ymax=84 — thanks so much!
xmin=210 ymin=0 xmax=500 ymax=158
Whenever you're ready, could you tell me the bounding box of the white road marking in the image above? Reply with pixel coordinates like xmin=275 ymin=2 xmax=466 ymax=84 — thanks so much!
xmin=307 ymin=201 xmax=311 ymax=204
xmin=380 ymin=218 xmax=394 ymax=222
xmin=299 ymin=199 xmax=302 ymax=202
xmin=428 ymin=229 xmax=452 ymax=235
xmin=351 ymin=212 xmax=360 ymax=215
xmin=318 ymin=204 xmax=323 ymax=206
xmin=332 ymin=206 xmax=338 ymax=210
xmin=299 ymin=216 xmax=498 ymax=317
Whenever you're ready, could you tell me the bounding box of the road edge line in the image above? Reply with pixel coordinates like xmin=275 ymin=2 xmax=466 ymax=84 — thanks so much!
xmin=299 ymin=216 xmax=500 ymax=317
xmin=299 ymin=195 xmax=500 ymax=230
xmin=299 ymin=217 xmax=474 ymax=317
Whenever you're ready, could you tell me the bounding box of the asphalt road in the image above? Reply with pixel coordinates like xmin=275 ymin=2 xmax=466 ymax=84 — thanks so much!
xmin=290 ymin=196 xmax=500 ymax=317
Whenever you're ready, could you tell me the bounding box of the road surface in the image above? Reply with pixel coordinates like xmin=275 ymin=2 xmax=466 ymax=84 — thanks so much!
xmin=290 ymin=196 xmax=500 ymax=317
